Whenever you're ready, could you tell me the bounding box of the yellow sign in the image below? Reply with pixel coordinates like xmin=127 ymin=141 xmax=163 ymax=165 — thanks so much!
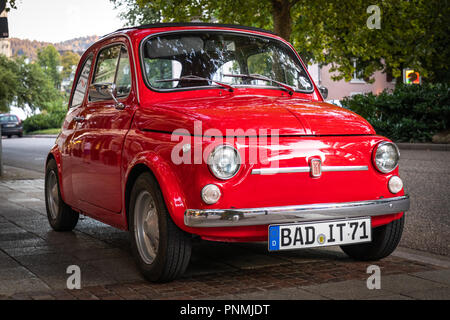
xmin=404 ymin=69 xmax=421 ymax=84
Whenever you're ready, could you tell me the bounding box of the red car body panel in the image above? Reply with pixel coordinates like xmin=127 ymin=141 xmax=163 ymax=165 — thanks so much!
xmin=49 ymin=25 xmax=405 ymax=242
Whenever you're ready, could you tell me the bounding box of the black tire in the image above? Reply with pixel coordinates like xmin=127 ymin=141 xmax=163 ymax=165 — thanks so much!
xmin=129 ymin=172 xmax=192 ymax=282
xmin=341 ymin=215 xmax=405 ymax=261
xmin=7 ymin=135 xmax=11 ymax=138
xmin=18 ymin=133 xmax=23 ymax=138
xmin=45 ymin=159 xmax=79 ymax=231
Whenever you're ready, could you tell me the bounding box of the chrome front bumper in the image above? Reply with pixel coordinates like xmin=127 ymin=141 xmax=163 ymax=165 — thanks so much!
xmin=184 ymin=195 xmax=410 ymax=228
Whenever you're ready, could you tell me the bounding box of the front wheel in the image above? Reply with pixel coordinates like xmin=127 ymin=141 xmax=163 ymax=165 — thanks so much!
xmin=129 ymin=172 xmax=192 ymax=282
xmin=341 ymin=215 xmax=405 ymax=261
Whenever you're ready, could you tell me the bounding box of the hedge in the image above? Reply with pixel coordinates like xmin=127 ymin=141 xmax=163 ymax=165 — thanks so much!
xmin=341 ymin=83 xmax=450 ymax=142
xmin=23 ymin=109 xmax=66 ymax=133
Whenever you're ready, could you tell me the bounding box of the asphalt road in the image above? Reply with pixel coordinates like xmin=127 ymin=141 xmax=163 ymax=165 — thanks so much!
xmin=399 ymin=149 xmax=450 ymax=256
xmin=1 ymin=137 xmax=55 ymax=173
xmin=1 ymin=136 xmax=449 ymax=256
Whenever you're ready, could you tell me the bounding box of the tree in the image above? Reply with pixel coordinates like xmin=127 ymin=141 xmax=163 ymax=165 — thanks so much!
xmin=0 ymin=55 xmax=19 ymax=112
xmin=15 ymin=57 xmax=62 ymax=113
xmin=0 ymin=55 xmax=62 ymax=114
xmin=111 ymin=0 xmax=450 ymax=83
xmin=111 ymin=0 xmax=161 ymax=26
xmin=61 ymin=51 xmax=80 ymax=80
xmin=37 ymin=45 xmax=62 ymax=90
xmin=3 ymin=0 xmax=17 ymax=11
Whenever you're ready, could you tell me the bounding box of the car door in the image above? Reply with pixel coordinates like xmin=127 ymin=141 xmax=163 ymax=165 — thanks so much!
xmin=60 ymin=55 xmax=93 ymax=207
xmin=71 ymin=40 xmax=136 ymax=214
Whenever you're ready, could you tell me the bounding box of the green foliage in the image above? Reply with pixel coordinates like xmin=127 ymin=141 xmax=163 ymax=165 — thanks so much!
xmin=22 ymin=100 xmax=67 ymax=133
xmin=61 ymin=51 xmax=80 ymax=80
xmin=112 ymin=0 xmax=450 ymax=83
xmin=0 ymin=55 xmax=19 ymax=112
xmin=342 ymin=83 xmax=450 ymax=142
xmin=37 ymin=45 xmax=62 ymax=89
xmin=0 ymin=55 xmax=62 ymax=113
xmin=4 ymin=0 xmax=17 ymax=11
xmin=111 ymin=0 xmax=162 ymax=26
xmin=15 ymin=57 xmax=62 ymax=112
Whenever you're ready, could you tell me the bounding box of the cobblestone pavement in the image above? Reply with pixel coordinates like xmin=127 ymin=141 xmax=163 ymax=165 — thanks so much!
xmin=0 ymin=179 xmax=449 ymax=300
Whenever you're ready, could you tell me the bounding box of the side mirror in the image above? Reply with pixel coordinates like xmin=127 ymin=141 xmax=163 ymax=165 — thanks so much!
xmin=318 ymin=86 xmax=328 ymax=100
xmin=88 ymin=83 xmax=125 ymax=110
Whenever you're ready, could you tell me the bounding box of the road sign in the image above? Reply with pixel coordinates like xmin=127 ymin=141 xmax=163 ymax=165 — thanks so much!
xmin=0 ymin=0 xmax=6 ymax=14
xmin=0 ymin=17 xmax=8 ymax=38
xmin=403 ymin=68 xmax=421 ymax=84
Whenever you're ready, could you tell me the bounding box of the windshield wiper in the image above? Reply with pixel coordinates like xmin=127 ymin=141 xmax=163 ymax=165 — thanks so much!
xmin=155 ymin=75 xmax=234 ymax=92
xmin=223 ymin=73 xmax=295 ymax=95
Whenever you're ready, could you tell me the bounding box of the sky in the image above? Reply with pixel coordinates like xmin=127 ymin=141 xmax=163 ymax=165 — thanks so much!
xmin=7 ymin=0 xmax=125 ymax=43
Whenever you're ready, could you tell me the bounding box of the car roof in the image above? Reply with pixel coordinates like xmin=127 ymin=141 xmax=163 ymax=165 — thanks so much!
xmin=112 ymin=22 xmax=276 ymax=36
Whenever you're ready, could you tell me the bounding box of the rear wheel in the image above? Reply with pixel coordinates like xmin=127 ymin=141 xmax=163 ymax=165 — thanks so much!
xmin=341 ymin=215 xmax=404 ymax=261
xmin=129 ymin=172 xmax=192 ymax=282
xmin=45 ymin=159 xmax=79 ymax=231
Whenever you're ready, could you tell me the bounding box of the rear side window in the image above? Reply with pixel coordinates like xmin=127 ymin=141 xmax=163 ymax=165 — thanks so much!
xmin=71 ymin=57 xmax=93 ymax=108
xmin=91 ymin=44 xmax=132 ymax=101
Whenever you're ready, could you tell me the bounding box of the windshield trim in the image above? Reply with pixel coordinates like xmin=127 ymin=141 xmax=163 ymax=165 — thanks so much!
xmin=138 ymin=29 xmax=315 ymax=95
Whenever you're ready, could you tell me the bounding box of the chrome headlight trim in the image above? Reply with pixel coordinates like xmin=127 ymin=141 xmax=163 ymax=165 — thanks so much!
xmin=373 ymin=141 xmax=400 ymax=174
xmin=207 ymin=145 xmax=241 ymax=180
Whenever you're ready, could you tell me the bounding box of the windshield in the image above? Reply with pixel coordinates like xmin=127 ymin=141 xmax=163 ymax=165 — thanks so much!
xmin=141 ymin=31 xmax=313 ymax=92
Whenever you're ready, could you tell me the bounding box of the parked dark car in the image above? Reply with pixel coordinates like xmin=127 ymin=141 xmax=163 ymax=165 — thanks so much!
xmin=0 ymin=114 xmax=23 ymax=138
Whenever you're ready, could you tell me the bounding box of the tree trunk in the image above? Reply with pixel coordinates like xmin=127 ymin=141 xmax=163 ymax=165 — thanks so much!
xmin=271 ymin=0 xmax=293 ymax=40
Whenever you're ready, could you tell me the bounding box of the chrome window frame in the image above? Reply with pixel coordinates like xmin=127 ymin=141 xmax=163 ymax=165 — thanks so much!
xmin=89 ymin=43 xmax=132 ymax=103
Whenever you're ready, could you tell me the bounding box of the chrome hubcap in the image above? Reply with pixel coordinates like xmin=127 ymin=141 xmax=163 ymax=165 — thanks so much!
xmin=134 ymin=190 xmax=159 ymax=264
xmin=46 ymin=171 xmax=59 ymax=219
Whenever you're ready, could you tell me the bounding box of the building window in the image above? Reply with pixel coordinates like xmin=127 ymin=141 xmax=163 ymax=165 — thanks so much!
xmin=350 ymin=60 xmax=365 ymax=83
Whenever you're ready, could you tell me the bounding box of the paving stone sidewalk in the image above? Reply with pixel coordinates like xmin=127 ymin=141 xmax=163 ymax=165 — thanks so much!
xmin=0 ymin=179 xmax=449 ymax=300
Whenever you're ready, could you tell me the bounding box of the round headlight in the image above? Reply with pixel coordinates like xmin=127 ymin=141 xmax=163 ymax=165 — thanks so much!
xmin=207 ymin=145 xmax=241 ymax=180
xmin=373 ymin=141 xmax=400 ymax=173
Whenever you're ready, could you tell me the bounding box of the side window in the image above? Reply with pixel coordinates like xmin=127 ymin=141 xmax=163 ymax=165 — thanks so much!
xmin=248 ymin=51 xmax=313 ymax=91
xmin=115 ymin=46 xmax=132 ymax=97
xmin=91 ymin=44 xmax=132 ymax=100
xmin=71 ymin=57 xmax=92 ymax=108
xmin=144 ymin=59 xmax=182 ymax=89
xmin=212 ymin=60 xmax=241 ymax=83
xmin=93 ymin=45 xmax=121 ymax=85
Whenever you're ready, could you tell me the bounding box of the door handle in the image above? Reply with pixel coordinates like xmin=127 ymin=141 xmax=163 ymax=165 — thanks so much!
xmin=74 ymin=116 xmax=85 ymax=122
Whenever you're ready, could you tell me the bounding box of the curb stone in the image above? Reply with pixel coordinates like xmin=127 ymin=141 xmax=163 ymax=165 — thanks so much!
xmin=396 ymin=143 xmax=450 ymax=151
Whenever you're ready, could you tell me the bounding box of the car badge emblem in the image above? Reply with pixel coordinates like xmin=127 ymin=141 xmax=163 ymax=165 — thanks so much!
xmin=310 ymin=159 xmax=322 ymax=178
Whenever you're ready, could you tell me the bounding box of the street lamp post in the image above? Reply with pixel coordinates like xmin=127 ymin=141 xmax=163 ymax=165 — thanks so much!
xmin=0 ymin=125 xmax=3 ymax=177
xmin=1 ymin=0 xmax=7 ymax=177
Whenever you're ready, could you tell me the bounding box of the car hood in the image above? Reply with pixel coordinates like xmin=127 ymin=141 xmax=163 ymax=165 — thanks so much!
xmin=137 ymin=95 xmax=375 ymax=136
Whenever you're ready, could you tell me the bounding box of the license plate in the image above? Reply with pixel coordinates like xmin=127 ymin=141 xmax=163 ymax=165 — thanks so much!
xmin=6 ymin=124 xmax=14 ymax=127
xmin=268 ymin=217 xmax=371 ymax=251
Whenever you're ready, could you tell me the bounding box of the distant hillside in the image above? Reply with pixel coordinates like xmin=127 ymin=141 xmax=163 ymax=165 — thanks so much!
xmin=10 ymin=35 xmax=99 ymax=60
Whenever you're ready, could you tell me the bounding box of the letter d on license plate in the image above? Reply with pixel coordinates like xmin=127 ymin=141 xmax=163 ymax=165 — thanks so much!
xmin=268 ymin=217 xmax=371 ymax=251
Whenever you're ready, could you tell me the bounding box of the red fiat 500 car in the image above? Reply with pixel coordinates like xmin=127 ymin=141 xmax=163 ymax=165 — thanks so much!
xmin=45 ymin=23 xmax=410 ymax=282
